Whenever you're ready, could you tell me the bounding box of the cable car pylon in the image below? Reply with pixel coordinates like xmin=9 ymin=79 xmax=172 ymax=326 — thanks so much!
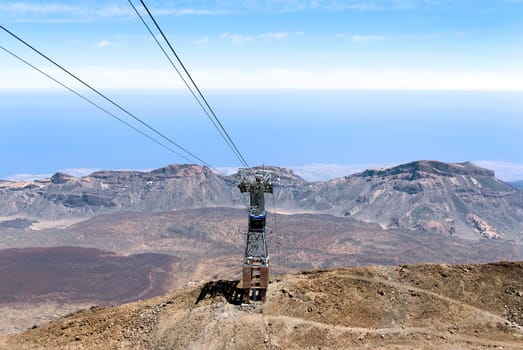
xmin=237 ymin=168 xmax=273 ymax=303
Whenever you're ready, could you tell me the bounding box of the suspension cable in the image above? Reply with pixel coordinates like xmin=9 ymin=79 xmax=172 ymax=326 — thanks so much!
xmin=127 ymin=0 xmax=239 ymax=167
xmin=133 ymin=0 xmax=251 ymax=170
xmin=0 ymin=44 xmax=203 ymax=166
xmin=0 ymin=24 xmax=216 ymax=170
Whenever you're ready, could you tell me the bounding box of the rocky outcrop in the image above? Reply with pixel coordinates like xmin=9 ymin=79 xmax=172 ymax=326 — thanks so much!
xmin=467 ymin=214 xmax=502 ymax=239
xmin=50 ymin=172 xmax=75 ymax=185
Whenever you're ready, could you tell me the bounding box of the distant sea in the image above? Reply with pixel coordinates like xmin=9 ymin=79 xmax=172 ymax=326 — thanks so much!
xmin=1 ymin=90 xmax=522 ymax=180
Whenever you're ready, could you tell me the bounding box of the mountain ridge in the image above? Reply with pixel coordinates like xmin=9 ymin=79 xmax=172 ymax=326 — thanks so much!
xmin=1 ymin=160 xmax=522 ymax=241
xmin=355 ymin=160 xmax=494 ymax=179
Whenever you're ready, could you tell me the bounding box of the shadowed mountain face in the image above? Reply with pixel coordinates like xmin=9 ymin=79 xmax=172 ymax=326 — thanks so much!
xmin=1 ymin=161 xmax=522 ymax=241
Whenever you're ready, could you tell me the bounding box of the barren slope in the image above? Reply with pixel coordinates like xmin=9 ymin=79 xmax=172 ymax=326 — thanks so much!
xmin=2 ymin=161 xmax=523 ymax=240
xmin=291 ymin=161 xmax=523 ymax=240
xmin=3 ymin=261 xmax=522 ymax=349
xmin=0 ymin=247 xmax=178 ymax=305
xmin=2 ymin=208 xmax=520 ymax=337
xmin=3 ymin=208 xmax=520 ymax=266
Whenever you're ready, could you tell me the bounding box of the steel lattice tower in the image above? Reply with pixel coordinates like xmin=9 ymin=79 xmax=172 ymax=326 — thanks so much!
xmin=237 ymin=168 xmax=273 ymax=303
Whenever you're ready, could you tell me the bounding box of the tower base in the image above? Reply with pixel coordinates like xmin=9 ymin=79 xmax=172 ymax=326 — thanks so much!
xmin=241 ymin=266 xmax=268 ymax=303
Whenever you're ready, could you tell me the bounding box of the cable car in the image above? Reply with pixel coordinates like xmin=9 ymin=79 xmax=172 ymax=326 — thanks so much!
xmin=248 ymin=209 xmax=266 ymax=233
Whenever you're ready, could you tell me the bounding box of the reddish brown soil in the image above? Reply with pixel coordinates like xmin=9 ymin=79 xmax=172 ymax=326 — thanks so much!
xmin=0 ymin=247 xmax=178 ymax=304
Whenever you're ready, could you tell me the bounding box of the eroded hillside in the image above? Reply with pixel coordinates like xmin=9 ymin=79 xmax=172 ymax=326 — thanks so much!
xmin=2 ymin=261 xmax=522 ymax=349
xmin=2 ymin=161 xmax=523 ymax=240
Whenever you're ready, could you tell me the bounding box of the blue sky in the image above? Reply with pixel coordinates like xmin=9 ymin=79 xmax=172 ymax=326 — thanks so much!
xmin=1 ymin=0 xmax=523 ymax=90
xmin=1 ymin=1 xmax=523 ymax=181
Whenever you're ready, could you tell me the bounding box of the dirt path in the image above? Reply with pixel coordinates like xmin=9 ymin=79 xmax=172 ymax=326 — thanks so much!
xmin=347 ymin=273 xmax=522 ymax=330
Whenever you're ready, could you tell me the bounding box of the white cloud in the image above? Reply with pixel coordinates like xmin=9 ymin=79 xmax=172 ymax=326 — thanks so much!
xmin=193 ymin=36 xmax=210 ymax=45
xmin=188 ymin=68 xmax=523 ymax=91
xmin=3 ymin=0 xmax=504 ymax=21
xmin=152 ymin=8 xmax=224 ymax=16
xmin=260 ymin=32 xmax=289 ymax=40
xmin=0 ymin=2 xmax=80 ymax=15
xmin=4 ymin=168 xmax=100 ymax=181
xmin=0 ymin=2 xmax=126 ymax=21
xmin=336 ymin=32 xmax=388 ymax=42
xmin=350 ymin=35 xmax=387 ymax=42
xmin=94 ymin=4 xmax=132 ymax=18
xmin=220 ymin=32 xmax=253 ymax=44
xmin=3 ymin=65 xmax=523 ymax=91
xmin=0 ymin=2 xmax=224 ymax=22
xmin=95 ymin=40 xmax=111 ymax=49
xmin=216 ymin=167 xmax=240 ymax=176
xmin=474 ymin=161 xmax=523 ymax=182
xmin=220 ymin=31 xmax=289 ymax=44
xmin=328 ymin=2 xmax=382 ymax=11
xmin=5 ymin=173 xmax=52 ymax=182
xmin=217 ymin=0 xmax=404 ymax=13
xmin=289 ymin=164 xmax=388 ymax=181
xmin=57 ymin=168 xmax=101 ymax=178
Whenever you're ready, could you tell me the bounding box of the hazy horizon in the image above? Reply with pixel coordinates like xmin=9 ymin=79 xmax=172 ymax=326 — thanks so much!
xmin=2 ymin=90 xmax=523 ymax=182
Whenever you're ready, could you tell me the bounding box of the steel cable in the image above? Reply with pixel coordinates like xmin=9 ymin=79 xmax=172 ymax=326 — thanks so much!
xmin=133 ymin=0 xmax=251 ymax=170
xmin=0 ymin=44 xmax=199 ymax=165
xmin=0 ymin=24 xmax=217 ymax=171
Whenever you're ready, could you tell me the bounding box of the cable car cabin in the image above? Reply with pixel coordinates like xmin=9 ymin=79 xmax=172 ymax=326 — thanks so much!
xmin=249 ymin=211 xmax=266 ymax=232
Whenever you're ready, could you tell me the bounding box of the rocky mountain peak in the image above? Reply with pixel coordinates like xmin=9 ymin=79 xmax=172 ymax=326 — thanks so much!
xmin=150 ymin=164 xmax=213 ymax=178
xmin=358 ymin=160 xmax=495 ymax=180
xmin=86 ymin=164 xmax=217 ymax=183
xmin=50 ymin=172 xmax=75 ymax=184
